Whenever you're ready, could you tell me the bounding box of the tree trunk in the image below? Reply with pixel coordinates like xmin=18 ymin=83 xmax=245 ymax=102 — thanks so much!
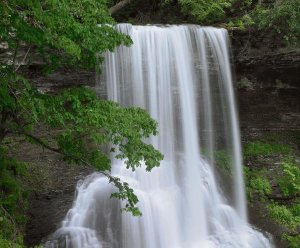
xmin=109 ymin=0 xmax=133 ymax=15
xmin=0 ymin=112 xmax=8 ymax=144
xmin=0 ymin=130 xmax=5 ymax=143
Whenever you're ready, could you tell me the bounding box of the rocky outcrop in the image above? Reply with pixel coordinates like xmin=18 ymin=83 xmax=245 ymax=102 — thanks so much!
xmin=26 ymin=66 xmax=96 ymax=93
xmin=7 ymin=136 xmax=93 ymax=246
xmin=231 ymin=30 xmax=300 ymax=79
xmin=230 ymin=30 xmax=300 ymax=137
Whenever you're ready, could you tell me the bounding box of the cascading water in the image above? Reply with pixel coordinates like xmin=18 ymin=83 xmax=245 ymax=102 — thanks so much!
xmin=45 ymin=24 xmax=273 ymax=248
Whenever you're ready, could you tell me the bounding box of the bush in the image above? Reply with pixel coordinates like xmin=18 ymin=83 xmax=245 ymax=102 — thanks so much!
xmin=0 ymin=236 xmax=24 ymax=248
xmin=278 ymin=158 xmax=300 ymax=197
xmin=176 ymin=0 xmax=233 ymax=24
xmin=268 ymin=203 xmax=300 ymax=231
xmin=282 ymin=233 xmax=300 ymax=248
xmin=251 ymin=0 xmax=300 ymax=45
xmin=0 ymin=148 xmax=28 ymax=246
xmin=244 ymin=167 xmax=271 ymax=201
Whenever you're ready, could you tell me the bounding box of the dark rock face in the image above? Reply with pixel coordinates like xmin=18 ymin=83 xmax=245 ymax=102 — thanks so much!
xmin=25 ymin=188 xmax=76 ymax=247
xmin=10 ymin=139 xmax=93 ymax=247
xmin=25 ymin=65 xmax=96 ymax=93
xmin=231 ymin=30 xmax=300 ymax=137
xmin=231 ymin=29 xmax=300 ymax=73
xmin=238 ymin=86 xmax=300 ymax=135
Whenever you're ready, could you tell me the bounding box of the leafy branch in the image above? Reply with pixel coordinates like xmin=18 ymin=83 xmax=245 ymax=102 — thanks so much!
xmin=19 ymin=130 xmax=142 ymax=216
xmin=1 ymin=72 xmax=163 ymax=216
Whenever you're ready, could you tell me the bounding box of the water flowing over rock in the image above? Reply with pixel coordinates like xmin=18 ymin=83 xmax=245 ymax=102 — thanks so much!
xmin=45 ymin=24 xmax=273 ymax=248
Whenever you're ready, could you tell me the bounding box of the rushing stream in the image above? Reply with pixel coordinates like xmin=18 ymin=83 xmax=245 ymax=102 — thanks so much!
xmin=45 ymin=24 xmax=273 ymax=248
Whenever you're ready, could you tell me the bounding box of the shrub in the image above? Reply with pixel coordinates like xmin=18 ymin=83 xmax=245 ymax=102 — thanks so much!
xmin=244 ymin=167 xmax=271 ymax=201
xmin=278 ymin=158 xmax=300 ymax=197
xmin=268 ymin=203 xmax=299 ymax=231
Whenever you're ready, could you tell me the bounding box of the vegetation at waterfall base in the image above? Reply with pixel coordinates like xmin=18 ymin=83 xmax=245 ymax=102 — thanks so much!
xmin=0 ymin=1 xmax=163 ymax=246
xmin=243 ymin=131 xmax=300 ymax=247
xmin=208 ymin=131 xmax=300 ymax=247
xmin=0 ymin=147 xmax=28 ymax=248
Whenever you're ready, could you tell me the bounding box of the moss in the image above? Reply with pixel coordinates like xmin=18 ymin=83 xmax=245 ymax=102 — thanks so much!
xmin=244 ymin=141 xmax=292 ymax=158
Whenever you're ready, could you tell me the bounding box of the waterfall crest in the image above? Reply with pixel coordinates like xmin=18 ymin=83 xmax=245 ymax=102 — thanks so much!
xmin=45 ymin=24 xmax=273 ymax=248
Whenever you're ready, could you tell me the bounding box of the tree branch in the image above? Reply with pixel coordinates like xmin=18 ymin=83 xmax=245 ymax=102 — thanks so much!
xmin=0 ymin=129 xmax=9 ymax=144
xmin=0 ymin=205 xmax=20 ymax=240
xmin=0 ymin=111 xmax=10 ymax=143
xmin=22 ymin=131 xmax=111 ymax=178
xmin=12 ymin=42 xmax=19 ymax=69
xmin=15 ymin=46 xmax=31 ymax=72
xmin=109 ymin=0 xmax=133 ymax=15
xmin=267 ymin=194 xmax=299 ymax=201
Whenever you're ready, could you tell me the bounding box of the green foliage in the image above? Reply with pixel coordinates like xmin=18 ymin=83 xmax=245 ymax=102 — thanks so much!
xmin=0 ymin=236 xmax=24 ymax=248
xmin=282 ymin=233 xmax=300 ymax=248
xmin=40 ymin=87 xmax=162 ymax=172
xmin=0 ymin=1 xmax=161 ymax=243
xmin=0 ymin=209 xmax=23 ymax=247
xmin=161 ymin=0 xmax=254 ymax=25
xmin=290 ymin=200 xmax=300 ymax=216
xmin=0 ymin=148 xmax=26 ymax=213
xmin=251 ymin=0 xmax=300 ymax=44
xmin=225 ymin=14 xmax=254 ymax=30
xmin=176 ymin=0 xmax=234 ymax=24
xmin=0 ymin=0 xmax=163 ymax=226
xmin=0 ymin=148 xmax=27 ymax=247
xmin=244 ymin=167 xmax=271 ymax=201
xmin=160 ymin=0 xmax=299 ymax=44
xmin=243 ymin=134 xmax=300 ymax=246
xmin=225 ymin=0 xmax=300 ymax=44
xmin=268 ymin=203 xmax=300 ymax=231
xmin=0 ymin=70 xmax=163 ymax=215
xmin=244 ymin=141 xmax=292 ymax=158
xmin=110 ymin=177 xmax=141 ymax=216
xmin=278 ymin=158 xmax=300 ymax=197
xmin=0 ymin=0 xmax=131 ymax=69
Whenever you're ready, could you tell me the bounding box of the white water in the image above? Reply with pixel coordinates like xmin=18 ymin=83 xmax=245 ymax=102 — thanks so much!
xmin=45 ymin=24 xmax=273 ymax=248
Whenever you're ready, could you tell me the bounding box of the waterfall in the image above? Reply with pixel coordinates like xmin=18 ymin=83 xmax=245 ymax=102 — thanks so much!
xmin=45 ymin=24 xmax=273 ymax=248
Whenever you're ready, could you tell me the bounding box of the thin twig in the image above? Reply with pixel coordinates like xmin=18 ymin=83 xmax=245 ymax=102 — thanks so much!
xmin=0 ymin=205 xmax=19 ymax=240
xmin=15 ymin=46 xmax=31 ymax=72
xmin=12 ymin=42 xmax=19 ymax=69
xmin=267 ymin=194 xmax=300 ymax=201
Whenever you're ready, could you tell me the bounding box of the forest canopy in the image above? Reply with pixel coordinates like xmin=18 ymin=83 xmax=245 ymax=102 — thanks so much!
xmin=111 ymin=0 xmax=300 ymax=45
